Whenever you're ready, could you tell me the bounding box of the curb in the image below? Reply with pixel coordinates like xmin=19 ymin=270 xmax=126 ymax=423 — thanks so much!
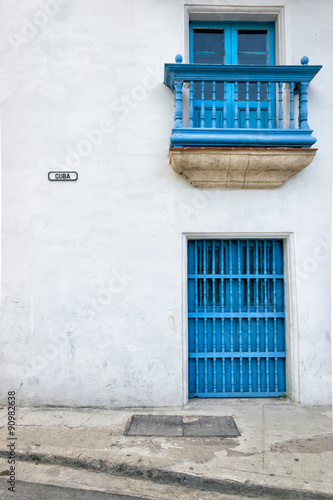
xmin=0 ymin=450 xmax=332 ymax=500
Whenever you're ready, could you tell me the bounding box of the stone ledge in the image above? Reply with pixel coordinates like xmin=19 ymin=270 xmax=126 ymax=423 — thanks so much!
xmin=169 ymin=147 xmax=317 ymax=189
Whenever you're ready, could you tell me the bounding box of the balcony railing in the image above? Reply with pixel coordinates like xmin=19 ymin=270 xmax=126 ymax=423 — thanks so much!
xmin=164 ymin=55 xmax=322 ymax=149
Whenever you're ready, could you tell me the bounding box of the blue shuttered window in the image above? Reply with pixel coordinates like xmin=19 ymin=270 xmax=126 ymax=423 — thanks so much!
xmin=189 ymin=22 xmax=276 ymax=128
xmin=188 ymin=239 xmax=286 ymax=398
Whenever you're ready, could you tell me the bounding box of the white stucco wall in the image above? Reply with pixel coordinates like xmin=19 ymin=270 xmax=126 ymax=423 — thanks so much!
xmin=1 ymin=0 xmax=332 ymax=407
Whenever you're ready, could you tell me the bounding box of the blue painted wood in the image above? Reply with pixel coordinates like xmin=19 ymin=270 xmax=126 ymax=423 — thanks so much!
xmin=279 ymin=82 xmax=283 ymax=128
xmin=272 ymin=241 xmax=278 ymax=392
xmin=229 ymin=240 xmax=234 ymax=393
xmin=189 ymin=81 xmax=194 ymax=128
xmin=223 ymin=81 xmax=228 ymax=128
xmin=169 ymin=128 xmax=317 ymax=148
xmin=188 ymin=239 xmax=286 ymax=398
xmin=234 ymin=82 xmax=239 ymax=128
xmin=290 ymin=82 xmax=295 ymax=129
xmin=188 ymin=273 xmax=284 ymax=278
xmin=164 ymin=64 xmax=321 ymax=89
xmin=299 ymin=82 xmax=310 ymax=130
xmin=246 ymin=241 xmax=252 ymax=392
xmin=264 ymin=241 xmax=269 ymax=391
xmin=200 ymin=81 xmax=205 ymax=128
xmin=220 ymin=241 xmax=226 ymax=392
xmin=267 ymin=82 xmax=272 ymax=129
xmin=164 ymin=56 xmax=321 ymax=147
xmin=189 ymin=312 xmax=285 ymax=318
xmin=189 ymin=21 xmax=276 ymax=130
xmin=255 ymin=241 xmax=261 ymax=392
xmin=188 ymin=392 xmax=287 ymax=398
xmin=203 ymin=241 xmax=208 ymax=394
xmin=189 ymin=352 xmax=286 ymax=358
xmin=237 ymin=241 xmax=243 ymax=392
xmin=189 ymin=21 xmax=275 ymax=64
xmin=256 ymin=82 xmax=261 ymax=128
xmin=174 ymin=80 xmax=183 ymax=128
xmin=194 ymin=241 xmax=199 ymax=394
xmin=245 ymin=81 xmax=250 ymax=128
xmin=212 ymin=81 xmax=216 ymax=128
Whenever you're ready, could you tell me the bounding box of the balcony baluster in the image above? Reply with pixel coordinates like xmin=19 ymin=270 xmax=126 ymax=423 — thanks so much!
xmin=223 ymin=81 xmax=227 ymax=128
xmin=267 ymin=82 xmax=272 ymax=129
xmin=290 ymin=82 xmax=295 ymax=129
xmin=299 ymin=82 xmax=309 ymax=130
xmin=245 ymin=82 xmax=250 ymax=128
xmin=212 ymin=81 xmax=216 ymax=128
xmin=279 ymin=82 xmax=283 ymax=129
xmin=174 ymin=80 xmax=183 ymax=129
xmin=257 ymin=82 xmax=261 ymax=129
xmin=234 ymin=82 xmax=239 ymax=129
xmin=200 ymin=81 xmax=205 ymax=128
xmin=189 ymin=81 xmax=194 ymax=128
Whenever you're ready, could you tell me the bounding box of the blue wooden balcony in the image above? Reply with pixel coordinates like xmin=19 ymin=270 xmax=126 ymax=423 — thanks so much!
xmin=164 ymin=56 xmax=322 ymax=189
xmin=164 ymin=55 xmax=321 ymax=149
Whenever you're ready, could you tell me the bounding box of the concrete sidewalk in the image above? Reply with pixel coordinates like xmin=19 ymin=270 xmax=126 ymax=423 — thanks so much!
xmin=0 ymin=399 xmax=332 ymax=499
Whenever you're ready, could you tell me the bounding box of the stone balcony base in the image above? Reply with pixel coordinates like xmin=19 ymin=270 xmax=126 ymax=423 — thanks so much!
xmin=169 ymin=147 xmax=317 ymax=189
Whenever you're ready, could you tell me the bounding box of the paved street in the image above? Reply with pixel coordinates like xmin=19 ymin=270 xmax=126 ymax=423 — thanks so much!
xmin=0 ymin=468 xmax=274 ymax=500
xmin=0 ymin=480 xmax=148 ymax=500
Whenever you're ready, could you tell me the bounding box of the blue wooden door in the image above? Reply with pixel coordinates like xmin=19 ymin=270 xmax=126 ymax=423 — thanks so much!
xmin=188 ymin=239 xmax=286 ymax=398
xmin=190 ymin=22 xmax=276 ymax=128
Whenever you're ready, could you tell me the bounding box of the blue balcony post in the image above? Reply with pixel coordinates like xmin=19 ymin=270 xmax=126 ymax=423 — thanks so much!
xmin=189 ymin=81 xmax=194 ymax=128
xmin=174 ymin=80 xmax=183 ymax=128
xmin=173 ymin=54 xmax=183 ymax=129
xmin=299 ymin=82 xmax=310 ymax=129
xmin=223 ymin=81 xmax=227 ymax=128
xmin=201 ymin=81 xmax=205 ymax=128
xmin=212 ymin=81 xmax=217 ymax=128
xmin=267 ymin=82 xmax=272 ymax=129
xmin=256 ymin=82 xmax=261 ymax=128
xmin=299 ymin=57 xmax=310 ymax=130
xmin=278 ymin=82 xmax=283 ymax=129
xmin=290 ymin=82 xmax=295 ymax=129
xmin=234 ymin=82 xmax=239 ymax=129
xmin=245 ymin=81 xmax=250 ymax=128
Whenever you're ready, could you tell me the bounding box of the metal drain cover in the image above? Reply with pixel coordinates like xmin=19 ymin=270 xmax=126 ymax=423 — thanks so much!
xmin=123 ymin=415 xmax=240 ymax=437
xmin=124 ymin=415 xmax=183 ymax=437
xmin=183 ymin=416 xmax=240 ymax=437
